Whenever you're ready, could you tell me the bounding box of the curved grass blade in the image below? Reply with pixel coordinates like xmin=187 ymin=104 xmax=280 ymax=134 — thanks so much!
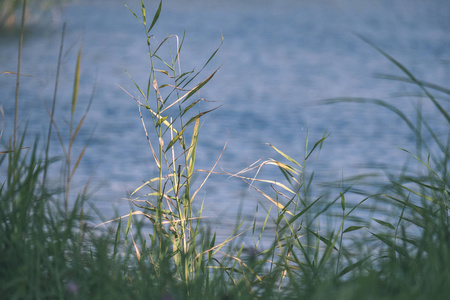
xmin=267 ymin=144 xmax=302 ymax=169
xmin=338 ymin=256 xmax=371 ymax=277
xmin=372 ymin=218 xmax=395 ymax=230
xmin=356 ymin=33 xmax=450 ymax=124
xmin=125 ymin=4 xmax=141 ymax=24
xmin=322 ymin=97 xmax=417 ymax=136
xmin=374 ymin=74 xmax=450 ymax=96
xmin=164 ymin=106 xmax=219 ymax=152
xmin=371 ymin=232 xmax=409 ymax=257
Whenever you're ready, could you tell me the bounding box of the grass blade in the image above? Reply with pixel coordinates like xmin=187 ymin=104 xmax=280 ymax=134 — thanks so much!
xmin=72 ymin=47 xmax=82 ymax=115
xmin=372 ymin=218 xmax=395 ymax=230
xmin=338 ymin=256 xmax=371 ymax=277
xmin=148 ymin=0 xmax=162 ymax=33
xmin=356 ymin=33 xmax=450 ymax=123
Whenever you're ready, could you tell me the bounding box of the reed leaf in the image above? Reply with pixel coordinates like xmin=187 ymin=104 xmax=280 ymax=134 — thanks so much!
xmin=71 ymin=46 xmax=82 ymax=115
xmin=372 ymin=218 xmax=395 ymax=230
xmin=338 ymin=256 xmax=370 ymax=277
xmin=357 ymin=33 xmax=450 ymax=123
xmin=148 ymin=0 xmax=162 ymax=33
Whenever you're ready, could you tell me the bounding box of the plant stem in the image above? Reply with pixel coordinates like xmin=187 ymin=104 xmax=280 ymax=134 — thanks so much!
xmin=14 ymin=0 xmax=27 ymax=150
xmin=43 ymin=22 xmax=66 ymax=187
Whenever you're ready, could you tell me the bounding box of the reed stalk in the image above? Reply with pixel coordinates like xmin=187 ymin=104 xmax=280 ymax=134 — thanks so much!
xmin=14 ymin=0 xmax=27 ymax=150
xmin=121 ymin=0 xmax=234 ymax=294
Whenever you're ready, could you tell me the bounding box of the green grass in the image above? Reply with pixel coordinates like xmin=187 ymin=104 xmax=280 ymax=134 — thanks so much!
xmin=1 ymin=0 xmax=449 ymax=299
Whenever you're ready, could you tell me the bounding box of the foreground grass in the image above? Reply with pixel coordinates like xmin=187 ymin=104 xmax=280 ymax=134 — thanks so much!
xmin=1 ymin=0 xmax=449 ymax=299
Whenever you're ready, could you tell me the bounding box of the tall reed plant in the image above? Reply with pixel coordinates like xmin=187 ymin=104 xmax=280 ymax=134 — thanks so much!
xmin=119 ymin=1 xmax=246 ymax=297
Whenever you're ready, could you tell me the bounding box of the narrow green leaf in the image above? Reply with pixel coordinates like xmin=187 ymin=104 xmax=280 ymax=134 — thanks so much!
xmin=148 ymin=0 xmax=162 ymax=33
xmin=124 ymin=210 xmax=133 ymax=251
xmin=374 ymin=73 xmax=450 ymax=95
xmin=340 ymin=192 xmax=345 ymax=211
xmin=140 ymin=0 xmax=146 ymax=25
xmin=384 ymin=194 xmax=428 ymax=217
xmin=305 ymin=131 xmax=329 ymax=160
xmin=154 ymin=54 xmax=175 ymax=72
xmin=72 ymin=47 xmax=82 ymax=115
xmin=181 ymin=99 xmax=200 ymax=118
xmin=397 ymin=182 xmax=436 ymax=203
xmin=209 ymin=232 xmax=216 ymax=249
xmin=313 ymin=231 xmax=338 ymax=251
xmin=72 ymin=100 xmax=92 ymax=141
xmin=401 ymin=216 xmax=425 ymax=229
xmin=165 ymin=107 xmax=220 ymax=152
xmin=113 ymin=218 xmax=122 ymax=258
xmin=267 ymin=144 xmax=302 ymax=168
xmin=184 ymin=106 xmax=220 ymax=128
xmin=180 ymin=35 xmax=223 ymax=89
xmin=124 ymin=4 xmax=141 ymax=23
xmin=371 ymin=232 xmax=409 ymax=257
xmin=395 ymin=235 xmax=419 ymax=247
xmin=343 ymin=225 xmax=364 ymax=233
xmin=357 ymin=33 xmax=450 ymax=124
xmin=322 ymin=97 xmax=418 ymax=137
xmin=71 ymin=142 xmax=88 ymax=178
xmin=372 ymin=218 xmax=395 ymax=230
xmin=165 ymin=126 xmax=187 ymax=152
xmin=257 ymin=206 xmax=271 ymax=247
xmin=182 ymin=68 xmax=219 ymax=104
xmin=338 ymin=256 xmax=370 ymax=277
xmin=155 ymin=115 xmax=168 ymax=127
xmin=125 ymin=69 xmax=146 ymax=99
xmin=187 ymin=118 xmax=200 ymax=175
xmin=159 ymin=71 xmax=218 ymax=114
xmin=319 ymin=237 xmax=339 ymax=270
xmin=402 ymin=176 xmax=443 ymax=192
xmin=280 ymin=196 xmax=323 ymax=232
xmin=178 ymin=70 xmax=194 ymax=81
xmin=397 ymin=148 xmax=444 ymax=183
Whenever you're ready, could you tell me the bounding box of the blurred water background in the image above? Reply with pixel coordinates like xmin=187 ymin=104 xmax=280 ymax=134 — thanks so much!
xmin=1 ymin=0 xmax=449 ymax=235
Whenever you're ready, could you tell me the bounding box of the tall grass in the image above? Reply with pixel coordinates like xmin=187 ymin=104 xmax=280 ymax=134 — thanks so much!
xmin=0 ymin=2 xmax=128 ymax=298
xmin=317 ymin=35 xmax=450 ymax=299
xmin=1 ymin=0 xmax=448 ymax=299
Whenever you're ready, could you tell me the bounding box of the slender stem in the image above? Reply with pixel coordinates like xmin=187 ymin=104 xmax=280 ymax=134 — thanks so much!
xmin=14 ymin=0 xmax=27 ymax=150
xmin=66 ymin=108 xmax=74 ymax=219
xmin=43 ymin=23 xmax=66 ymax=187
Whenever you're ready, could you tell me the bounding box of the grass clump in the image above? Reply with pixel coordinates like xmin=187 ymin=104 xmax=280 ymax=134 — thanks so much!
xmin=0 ymin=7 xmax=129 ymax=298
xmin=1 ymin=0 xmax=449 ymax=299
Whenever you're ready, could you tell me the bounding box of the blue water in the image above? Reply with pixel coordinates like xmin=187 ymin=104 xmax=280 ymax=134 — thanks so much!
xmin=1 ymin=0 xmax=449 ymax=236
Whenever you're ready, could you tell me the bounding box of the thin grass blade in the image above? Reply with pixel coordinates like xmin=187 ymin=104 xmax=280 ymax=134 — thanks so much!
xmin=148 ymin=0 xmax=162 ymax=33
xmin=338 ymin=256 xmax=371 ymax=277
xmin=72 ymin=47 xmax=82 ymax=115
xmin=357 ymin=33 xmax=450 ymax=123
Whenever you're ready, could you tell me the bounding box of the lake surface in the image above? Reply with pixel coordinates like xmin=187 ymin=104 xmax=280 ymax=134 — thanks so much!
xmin=1 ymin=0 xmax=449 ymax=236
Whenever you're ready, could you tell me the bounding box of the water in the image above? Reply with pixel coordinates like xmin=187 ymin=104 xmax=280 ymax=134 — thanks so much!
xmin=1 ymin=0 xmax=449 ymax=238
